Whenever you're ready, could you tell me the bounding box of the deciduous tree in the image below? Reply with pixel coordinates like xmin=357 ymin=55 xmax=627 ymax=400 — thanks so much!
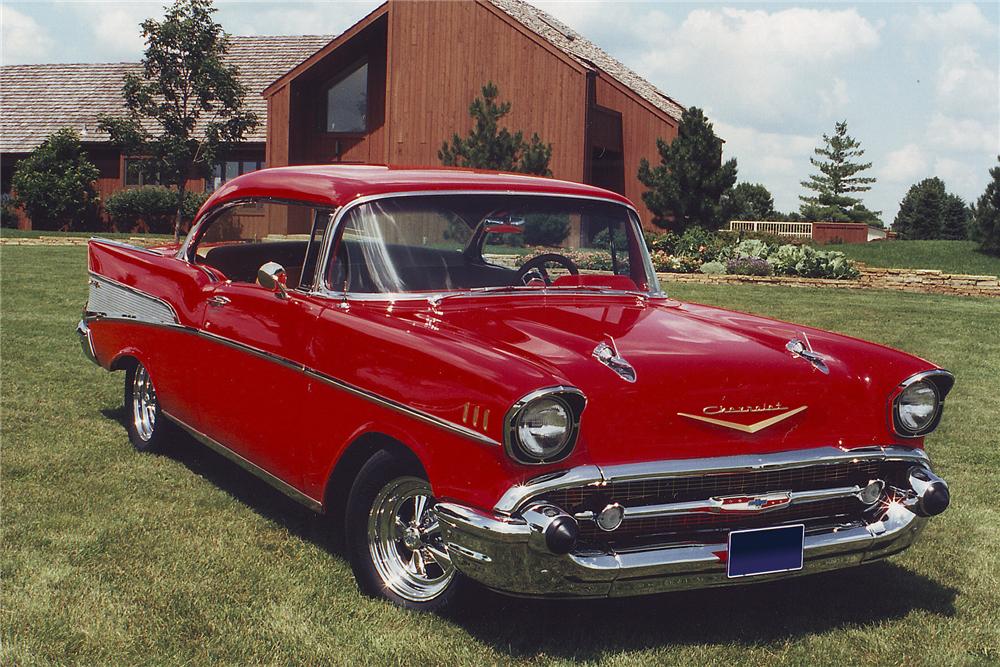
xmin=11 ymin=128 xmax=100 ymax=231
xmin=98 ymin=0 xmax=257 ymax=241
xmin=637 ymin=107 xmax=738 ymax=232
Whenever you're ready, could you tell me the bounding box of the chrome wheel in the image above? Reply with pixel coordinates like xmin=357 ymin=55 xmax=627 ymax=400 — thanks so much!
xmin=131 ymin=363 xmax=158 ymax=442
xmin=367 ymin=476 xmax=454 ymax=602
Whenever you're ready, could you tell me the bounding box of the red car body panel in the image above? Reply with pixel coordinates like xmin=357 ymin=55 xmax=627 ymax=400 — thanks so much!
xmin=83 ymin=166 xmax=941 ymax=515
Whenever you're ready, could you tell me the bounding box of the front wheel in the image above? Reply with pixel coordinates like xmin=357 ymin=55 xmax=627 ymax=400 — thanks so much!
xmin=124 ymin=361 xmax=167 ymax=453
xmin=345 ymin=450 xmax=463 ymax=611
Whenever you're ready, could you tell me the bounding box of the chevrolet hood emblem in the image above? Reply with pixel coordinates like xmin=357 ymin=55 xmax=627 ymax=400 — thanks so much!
xmin=677 ymin=405 xmax=808 ymax=433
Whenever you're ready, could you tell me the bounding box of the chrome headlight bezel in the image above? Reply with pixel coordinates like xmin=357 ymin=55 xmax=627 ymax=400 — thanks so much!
xmin=504 ymin=386 xmax=586 ymax=464
xmin=891 ymin=370 xmax=954 ymax=438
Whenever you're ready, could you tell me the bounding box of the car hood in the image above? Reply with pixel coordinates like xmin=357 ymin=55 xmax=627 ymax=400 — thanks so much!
xmin=402 ymin=294 xmax=933 ymax=465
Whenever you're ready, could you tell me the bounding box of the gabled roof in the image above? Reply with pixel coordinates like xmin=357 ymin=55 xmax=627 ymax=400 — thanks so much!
xmin=0 ymin=35 xmax=331 ymax=153
xmin=486 ymin=0 xmax=683 ymax=121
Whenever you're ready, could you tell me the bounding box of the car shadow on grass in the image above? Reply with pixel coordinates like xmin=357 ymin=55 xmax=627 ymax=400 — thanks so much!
xmin=102 ymin=407 xmax=958 ymax=658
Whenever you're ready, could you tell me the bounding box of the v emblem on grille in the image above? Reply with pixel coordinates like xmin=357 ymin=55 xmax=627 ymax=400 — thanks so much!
xmin=677 ymin=406 xmax=808 ymax=433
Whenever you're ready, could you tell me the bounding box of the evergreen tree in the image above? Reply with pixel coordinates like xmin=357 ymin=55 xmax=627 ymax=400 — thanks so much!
xmin=799 ymin=120 xmax=877 ymax=220
xmin=940 ymin=194 xmax=971 ymax=240
xmin=98 ymin=0 xmax=257 ymax=241
xmin=11 ymin=128 xmax=100 ymax=231
xmin=439 ymin=82 xmax=552 ymax=176
xmin=973 ymin=157 xmax=1000 ymax=255
xmin=637 ymin=107 xmax=738 ymax=232
xmin=892 ymin=177 xmax=971 ymax=240
xmin=725 ymin=182 xmax=776 ymax=220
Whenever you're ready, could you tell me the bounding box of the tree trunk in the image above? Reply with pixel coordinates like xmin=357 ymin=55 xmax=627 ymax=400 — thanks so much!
xmin=174 ymin=180 xmax=186 ymax=243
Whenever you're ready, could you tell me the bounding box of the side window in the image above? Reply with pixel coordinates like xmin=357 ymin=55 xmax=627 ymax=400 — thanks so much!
xmin=194 ymin=201 xmax=322 ymax=288
xmin=207 ymin=159 xmax=264 ymax=192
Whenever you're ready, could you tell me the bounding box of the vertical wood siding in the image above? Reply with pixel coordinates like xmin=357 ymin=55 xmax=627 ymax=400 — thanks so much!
xmin=386 ymin=0 xmax=586 ymax=180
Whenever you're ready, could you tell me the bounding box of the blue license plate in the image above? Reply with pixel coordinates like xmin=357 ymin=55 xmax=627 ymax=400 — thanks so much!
xmin=727 ymin=524 xmax=805 ymax=578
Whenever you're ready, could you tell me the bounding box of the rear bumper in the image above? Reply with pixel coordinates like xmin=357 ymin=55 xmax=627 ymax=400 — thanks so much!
xmin=436 ymin=452 xmax=944 ymax=598
xmin=77 ymin=319 xmax=99 ymax=366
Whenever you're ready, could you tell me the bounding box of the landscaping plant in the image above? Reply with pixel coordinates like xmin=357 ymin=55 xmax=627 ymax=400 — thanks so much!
xmin=105 ymin=187 xmax=208 ymax=234
xmin=10 ymin=128 xmax=100 ymax=231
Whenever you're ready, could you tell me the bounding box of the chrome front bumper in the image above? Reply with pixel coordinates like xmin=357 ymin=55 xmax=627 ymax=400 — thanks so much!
xmin=436 ymin=448 xmax=945 ymax=598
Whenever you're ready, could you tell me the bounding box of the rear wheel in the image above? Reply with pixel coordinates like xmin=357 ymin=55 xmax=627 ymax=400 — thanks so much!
xmin=345 ymin=450 xmax=462 ymax=611
xmin=124 ymin=361 xmax=167 ymax=453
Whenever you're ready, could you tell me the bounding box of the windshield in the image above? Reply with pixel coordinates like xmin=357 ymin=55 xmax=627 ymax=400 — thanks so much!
xmin=325 ymin=194 xmax=661 ymax=296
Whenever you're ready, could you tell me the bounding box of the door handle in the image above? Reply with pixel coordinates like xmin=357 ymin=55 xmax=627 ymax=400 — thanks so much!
xmin=207 ymin=295 xmax=231 ymax=308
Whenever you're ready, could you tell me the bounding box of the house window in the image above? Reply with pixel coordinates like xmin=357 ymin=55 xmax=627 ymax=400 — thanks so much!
xmin=325 ymin=60 xmax=368 ymax=133
xmin=124 ymin=158 xmax=159 ymax=187
xmin=208 ymin=159 xmax=263 ymax=192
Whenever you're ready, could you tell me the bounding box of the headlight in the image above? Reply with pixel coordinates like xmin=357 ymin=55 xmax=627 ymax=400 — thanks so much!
xmin=892 ymin=370 xmax=954 ymax=438
xmin=504 ymin=388 xmax=585 ymax=464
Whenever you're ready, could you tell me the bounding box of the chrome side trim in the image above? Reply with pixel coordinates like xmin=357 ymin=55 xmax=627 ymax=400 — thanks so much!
xmin=91 ymin=237 xmax=165 ymax=256
xmin=303 ymin=367 xmax=501 ymax=448
xmin=494 ymin=445 xmax=930 ymax=514
xmin=90 ymin=316 xmax=499 ymax=448
xmin=87 ymin=272 xmax=179 ymax=326
xmin=163 ymin=409 xmax=324 ymax=513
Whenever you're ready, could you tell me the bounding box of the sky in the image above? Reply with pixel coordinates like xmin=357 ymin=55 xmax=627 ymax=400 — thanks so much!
xmin=2 ymin=0 xmax=998 ymax=222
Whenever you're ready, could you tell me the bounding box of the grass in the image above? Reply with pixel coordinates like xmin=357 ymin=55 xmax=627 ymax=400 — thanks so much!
xmin=0 ymin=228 xmax=172 ymax=240
xmin=3 ymin=245 xmax=999 ymax=665
xmin=824 ymin=240 xmax=1000 ymax=277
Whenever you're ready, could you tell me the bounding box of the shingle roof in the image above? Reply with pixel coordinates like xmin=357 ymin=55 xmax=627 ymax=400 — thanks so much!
xmin=487 ymin=0 xmax=684 ymax=121
xmin=0 ymin=35 xmax=331 ymax=153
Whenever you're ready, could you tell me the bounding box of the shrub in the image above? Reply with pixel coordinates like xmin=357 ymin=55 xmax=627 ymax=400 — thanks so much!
xmin=731 ymin=238 xmax=773 ymax=260
xmin=644 ymin=230 xmax=679 ymax=254
xmin=105 ymin=187 xmax=208 ymax=233
xmin=11 ymin=128 xmax=100 ymax=231
xmin=699 ymin=261 xmax=725 ymax=275
xmin=1 ymin=196 xmax=19 ymax=228
xmin=523 ymin=213 xmax=570 ymax=246
xmin=726 ymin=256 xmax=773 ymax=276
xmin=650 ymin=251 xmax=701 ymax=273
xmin=767 ymin=243 xmax=860 ymax=279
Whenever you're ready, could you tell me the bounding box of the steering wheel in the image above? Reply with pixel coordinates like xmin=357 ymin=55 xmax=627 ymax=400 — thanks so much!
xmin=516 ymin=253 xmax=579 ymax=286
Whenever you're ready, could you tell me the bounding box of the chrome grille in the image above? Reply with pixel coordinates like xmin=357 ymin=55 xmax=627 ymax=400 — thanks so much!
xmin=540 ymin=459 xmax=910 ymax=549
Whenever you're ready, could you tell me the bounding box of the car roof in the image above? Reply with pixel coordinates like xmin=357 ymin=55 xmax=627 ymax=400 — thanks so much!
xmin=197 ymin=164 xmax=635 ymax=215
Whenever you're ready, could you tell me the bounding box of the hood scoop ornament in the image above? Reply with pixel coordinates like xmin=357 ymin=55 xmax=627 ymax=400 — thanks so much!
xmin=786 ymin=334 xmax=829 ymax=375
xmin=593 ymin=336 xmax=636 ymax=383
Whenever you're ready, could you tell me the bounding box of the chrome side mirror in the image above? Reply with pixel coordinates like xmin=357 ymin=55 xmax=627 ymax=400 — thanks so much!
xmin=257 ymin=261 xmax=288 ymax=299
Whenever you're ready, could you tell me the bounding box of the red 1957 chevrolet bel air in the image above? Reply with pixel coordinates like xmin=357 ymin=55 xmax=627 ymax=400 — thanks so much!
xmin=78 ymin=165 xmax=953 ymax=610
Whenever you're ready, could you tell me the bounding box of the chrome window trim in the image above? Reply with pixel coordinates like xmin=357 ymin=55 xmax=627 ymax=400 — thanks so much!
xmin=178 ymin=196 xmax=340 ymax=263
xmin=163 ymin=409 xmax=324 ymax=512
xmin=891 ymin=369 xmax=954 ymax=438
xmin=84 ymin=315 xmax=500 ymax=448
xmin=503 ymin=386 xmax=586 ymax=465
xmin=493 ymin=445 xmax=931 ymax=514
xmin=313 ymin=190 xmax=664 ymax=300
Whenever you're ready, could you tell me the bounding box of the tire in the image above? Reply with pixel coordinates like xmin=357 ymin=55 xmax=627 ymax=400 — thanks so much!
xmin=124 ymin=360 xmax=167 ymax=453
xmin=345 ymin=450 xmax=464 ymax=611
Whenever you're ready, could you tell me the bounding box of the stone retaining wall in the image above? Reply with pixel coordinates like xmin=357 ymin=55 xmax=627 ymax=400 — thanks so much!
xmin=659 ymin=268 xmax=1000 ymax=297
xmin=0 ymin=236 xmax=165 ymax=247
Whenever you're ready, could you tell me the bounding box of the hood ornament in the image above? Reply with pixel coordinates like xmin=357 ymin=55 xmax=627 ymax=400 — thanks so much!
xmin=786 ymin=334 xmax=829 ymax=374
xmin=592 ymin=336 xmax=636 ymax=383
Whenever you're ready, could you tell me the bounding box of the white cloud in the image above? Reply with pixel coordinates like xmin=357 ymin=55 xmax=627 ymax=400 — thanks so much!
xmin=714 ymin=120 xmax=817 ymax=212
xmin=935 ymin=44 xmax=999 ymax=118
xmin=634 ymin=7 xmax=880 ymax=130
xmin=933 ymin=157 xmax=982 ymax=198
xmin=908 ymin=2 xmax=995 ymax=44
xmin=879 ymin=143 xmax=930 ymax=183
xmin=927 ymin=113 xmax=1000 ymax=154
xmin=1 ymin=6 xmax=55 ymax=64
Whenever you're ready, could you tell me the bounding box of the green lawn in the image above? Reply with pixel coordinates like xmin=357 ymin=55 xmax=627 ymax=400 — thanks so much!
xmin=3 ymin=245 xmax=998 ymax=665
xmin=825 ymin=239 xmax=1000 ymax=277
xmin=0 ymin=228 xmax=172 ymax=240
